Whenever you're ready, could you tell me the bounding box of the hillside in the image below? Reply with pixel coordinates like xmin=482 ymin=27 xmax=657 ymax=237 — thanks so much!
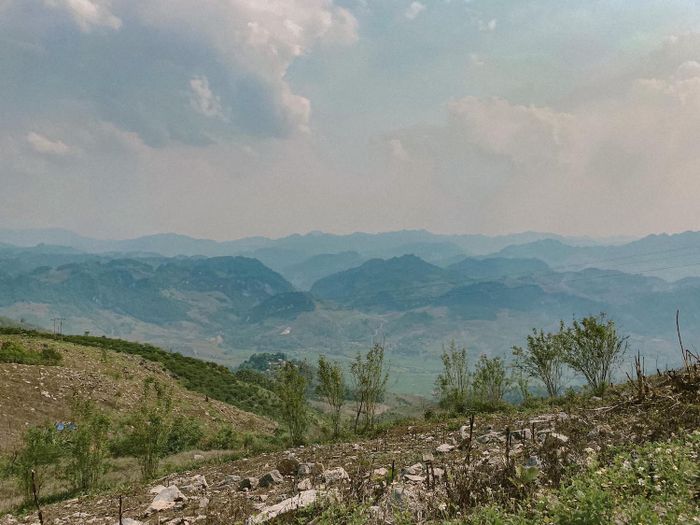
xmin=4 ymin=366 xmax=697 ymax=524
xmin=0 ymin=332 xmax=276 ymax=454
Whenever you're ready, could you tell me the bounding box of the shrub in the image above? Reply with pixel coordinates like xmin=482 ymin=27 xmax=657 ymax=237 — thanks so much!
xmin=63 ymin=399 xmax=111 ymax=492
xmin=1 ymin=426 xmax=62 ymax=503
xmin=473 ymin=355 xmax=509 ymax=406
xmin=513 ymin=327 xmax=565 ymax=398
xmin=276 ymin=362 xmax=309 ymax=446
xmin=165 ymin=416 xmax=204 ymax=455
xmin=436 ymin=341 xmax=470 ymax=413
xmin=317 ymin=355 xmax=345 ymax=438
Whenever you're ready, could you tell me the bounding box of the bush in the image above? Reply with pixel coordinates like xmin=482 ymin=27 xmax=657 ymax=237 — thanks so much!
xmin=0 ymin=340 xmax=62 ymax=365
xmin=63 ymin=399 xmax=111 ymax=492
xmin=165 ymin=416 xmax=204 ymax=455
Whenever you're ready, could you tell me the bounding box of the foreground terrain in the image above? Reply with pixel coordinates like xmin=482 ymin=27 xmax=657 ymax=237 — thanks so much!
xmin=2 ymin=363 xmax=698 ymax=524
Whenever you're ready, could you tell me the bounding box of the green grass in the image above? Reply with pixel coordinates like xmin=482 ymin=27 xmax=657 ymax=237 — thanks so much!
xmin=0 ymin=327 xmax=281 ymax=419
xmin=0 ymin=340 xmax=62 ymax=365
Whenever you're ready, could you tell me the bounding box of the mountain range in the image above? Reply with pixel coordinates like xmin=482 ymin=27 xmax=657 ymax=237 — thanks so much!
xmin=0 ymin=229 xmax=697 ymax=394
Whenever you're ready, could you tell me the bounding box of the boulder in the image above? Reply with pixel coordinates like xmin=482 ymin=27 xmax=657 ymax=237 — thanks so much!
xmin=277 ymin=456 xmax=301 ymax=476
xmin=246 ymin=490 xmax=319 ymax=524
xmin=322 ymin=467 xmax=350 ymax=484
xmin=239 ymin=477 xmax=259 ymax=491
xmin=145 ymin=485 xmax=187 ymax=514
xmin=258 ymin=470 xmax=284 ymax=488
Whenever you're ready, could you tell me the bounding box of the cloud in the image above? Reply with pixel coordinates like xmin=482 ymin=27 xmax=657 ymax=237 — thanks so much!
xmin=26 ymin=132 xmax=71 ymax=156
xmin=189 ymin=76 xmax=226 ymax=120
xmin=44 ymin=0 xmax=122 ymax=31
xmin=405 ymin=2 xmax=426 ymax=20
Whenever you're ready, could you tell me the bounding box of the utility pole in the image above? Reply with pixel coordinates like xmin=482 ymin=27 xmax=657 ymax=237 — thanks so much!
xmin=51 ymin=317 xmax=66 ymax=335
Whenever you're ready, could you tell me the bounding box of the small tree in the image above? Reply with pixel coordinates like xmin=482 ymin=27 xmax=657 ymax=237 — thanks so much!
xmin=351 ymin=343 xmax=389 ymax=433
xmin=473 ymin=355 xmax=508 ymax=406
xmin=316 ymin=355 xmax=345 ymax=438
xmin=120 ymin=378 xmax=174 ymax=480
xmin=277 ymin=362 xmax=309 ymax=446
xmin=63 ymin=398 xmax=111 ymax=492
xmin=435 ymin=341 xmax=470 ymax=413
xmin=513 ymin=327 xmax=565 ymax=398
xmin=1 ymin=426 xmax=62 ymax=503
xmin=561 ymin=314 xmax=628 ymax=395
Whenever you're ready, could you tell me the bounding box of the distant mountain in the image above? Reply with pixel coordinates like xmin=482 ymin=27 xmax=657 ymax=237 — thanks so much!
xmin=496 ymin=231 xmax=700 ymax=280
xmin=280 ymin=251 xmax=367 ymax=290
xmin=448 ymin=257 xmax=550 ymax=281
xmin=311 ymin=255 xmax=455 ymax=310
xmin=245 ymin=292 xmax=316 ymax=323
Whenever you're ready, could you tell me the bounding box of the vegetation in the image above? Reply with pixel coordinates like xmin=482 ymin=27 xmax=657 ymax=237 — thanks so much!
xmin=1 ymin=426 xmax=62 ymax=503
xmin=62 ymin=399 xmax=111 ymax=492
xmin=512 ymin=327 xmax=565 ymax=398
xmin=472 ymin=355 xmax=509 ymax=406
xmin=350 ymin=343 xmax=389 ymax=433
xmin=561 ymin=314 xmax=628 ymax=395
xmin=116 ymin=378 xmax=176 ymax=480
xmin=436 ymin=341 xmax=470 ymax=412
xmin=0 ymin=340 xmax=62 ymax=365
xmin=276 ymin=362 xmax=310 ymax=446
xmin=316 ymin=355 xmax=346 ymax=438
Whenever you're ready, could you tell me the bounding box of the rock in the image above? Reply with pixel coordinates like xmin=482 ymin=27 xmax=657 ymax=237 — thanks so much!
xmin=298 ymin=462 xmax=324 ymax=476
xmin=296 ymin=478 xmax=313 ymax=491
xmin=432 ymin=467 xmax=445 ymax=481
xmin=422 ymin=453 xmax=434 ymax=462
xmin=372 ymin=467 xmax=389 ymax=480
xmin=548 ymin=432 xmax=569 ymax=444
xmin=402 ymin=463 xmax=423 ymax=476
xmin=239 ymin=477 xmax=259 ymax=491
xmin=510 ymin=429 xmax=532 ymax=441
xmin=146 ymin=485 xmax=187 ymax=514
xmin=403 ymin=474 xmax=425 ymax=483
xmin=277 ymin=456 xmax=300 ymax=476
xmin=435 ymin=443 xmax=454 ymax=453
xmin=390 ymin=486 xmax=418 ymax=510
xmin=525 ymin=455 xmax=542 ymax=468
xmin=198 ymin=497 xmax=209 ymax=509
xmin=223 ymin=474 xmax=242 ymax=485
xmin=477 ymin=431 xmax=504 ymax=444
xmin=459 ymin=425 xmax=471 ymax=440
xmin=193 ymin=454 xmax=204 ymax=461
xmin=149 ymin=484 xmax=167 ymax=494
xmin=246 ymin=490 xmax=319 ymax=524
xmin=258 ymin=470 xmax=284 ymax=488
xmin=116 ymin=520 xmax=142 ymax=525
xmin=322 ymin=467 xmax=350 ymax=484
xmin=183 ymin=474 xmax=208 ymax=492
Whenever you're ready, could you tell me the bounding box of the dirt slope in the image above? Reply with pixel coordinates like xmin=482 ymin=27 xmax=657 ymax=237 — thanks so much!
xmin=0 ymin=334 xmax=275 ymax=453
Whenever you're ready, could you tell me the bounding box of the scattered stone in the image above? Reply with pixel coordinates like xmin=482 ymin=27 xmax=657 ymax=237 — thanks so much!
xmin=525 ymin=455 xmax=542 ymax=468
xmin=223 ymin=474 xmax=242 ymax=485
xmin=116 ymin=520 xmax=142 ymax=525
xmin=149 ymin=485 xmax=167 ymax=494
xmin=298 ymin=462 xmax=324 ymax=476
xmin=402 ymin=463 xmax=423 ymax=476
xmin=145 ymin=485 xmax=187 ymax=514
xmin=246 ymin=490 xmax=319 ymax=524
xmin=193 ymin=454 xmax=204 ymax=461
xmin=548 ymin=432 xmax=569 ymax=444
xmin=435 ymin=443 xmax=454 ymax=453
xmin=404 ymin=474 xmax=425 ymax=483
xmin=198 ymin=497 xmax=209 ymax=509
xmin=297 ymin=478 xmax=312 ymax=491
xmin=422 ymin=453 xmax=434 ymax=462
xmin=477 ymin=431 xmax=504 ymax=444
xmin=239 ymin=477 xmax=259 ymax=491
xmin=322 ymin=467 xmax=350 ymax=484
xmin=372 ymin=467 xmax=389 ymax=480
xmin=183 ymin=474 xmax=208 ymax=492
xmin=258 ymin=469 xmax=284 ymax=488
xmin=277 ymin=456 xmax=300 ymax=476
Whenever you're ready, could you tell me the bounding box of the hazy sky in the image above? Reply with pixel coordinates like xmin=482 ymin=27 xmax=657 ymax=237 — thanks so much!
xmin=2 ymin=0 xmax=700 ymax=240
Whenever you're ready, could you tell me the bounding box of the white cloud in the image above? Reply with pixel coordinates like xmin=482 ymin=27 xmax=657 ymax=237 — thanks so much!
xmin=26 ymin=132 xmax=71 ymax=156
xmin=44 ymin=0 xmax=122 ymax=31
xmin=405 ymin=2 xmax=426 ymax=20
xmin=189 ymin=76 xmax=226 ymax=120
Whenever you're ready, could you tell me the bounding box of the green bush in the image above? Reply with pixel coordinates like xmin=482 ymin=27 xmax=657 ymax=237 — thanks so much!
xmin=165 ymin=416 xmax=204 ymax=455
xmin=63 ymin=399 xmax=111 ymax=492
xmin=0 ymin=340 xmax=62 ymax=365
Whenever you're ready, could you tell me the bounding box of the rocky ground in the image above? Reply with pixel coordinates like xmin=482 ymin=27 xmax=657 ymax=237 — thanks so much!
xmin=2 ymin=366 xmax=698 ymax=525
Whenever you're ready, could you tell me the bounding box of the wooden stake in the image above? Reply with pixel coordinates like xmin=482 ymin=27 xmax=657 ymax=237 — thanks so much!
xmin=31 ymin=469 xmax=44 ymax=525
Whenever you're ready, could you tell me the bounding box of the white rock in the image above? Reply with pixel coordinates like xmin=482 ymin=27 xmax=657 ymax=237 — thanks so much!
xmin=435 ymin=443 xmax=454 ymax=453
xmin=246 ymin=490 xmax=319 ymax=524
xmin=322 ymin=467 xmax=350 ymax=484
xmin=146 ymin=485 xmax=187 ymax=514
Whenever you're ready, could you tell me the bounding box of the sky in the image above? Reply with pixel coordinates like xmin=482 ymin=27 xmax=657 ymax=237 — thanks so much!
xmin=2 ymin=0 xmax=700 ymax=240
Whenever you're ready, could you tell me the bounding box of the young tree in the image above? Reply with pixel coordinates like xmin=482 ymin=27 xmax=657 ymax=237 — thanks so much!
xmin=1 ymin=426 xmax=62 ymax=503
xmin=473 ymin=355 xmax=508 ymax=406
xmin=561 ymin=314 xmax=628 ymax=395
xmin=512 ymin=327 xmax=565 ymax=398
xmin=276 ymin=361 xmax=309 ymax=446
xmin=351 ymin=344 xmax=389 ymax=433
xmin=120 ymin=378 xmax=174 ymax=480
xmin=63 ymin=398 xmax=111 ymax=492
xmin=316 ymin=355 xmax=345 ymax=438
xmin=435 ymin=341 xmax=470 ymax=413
